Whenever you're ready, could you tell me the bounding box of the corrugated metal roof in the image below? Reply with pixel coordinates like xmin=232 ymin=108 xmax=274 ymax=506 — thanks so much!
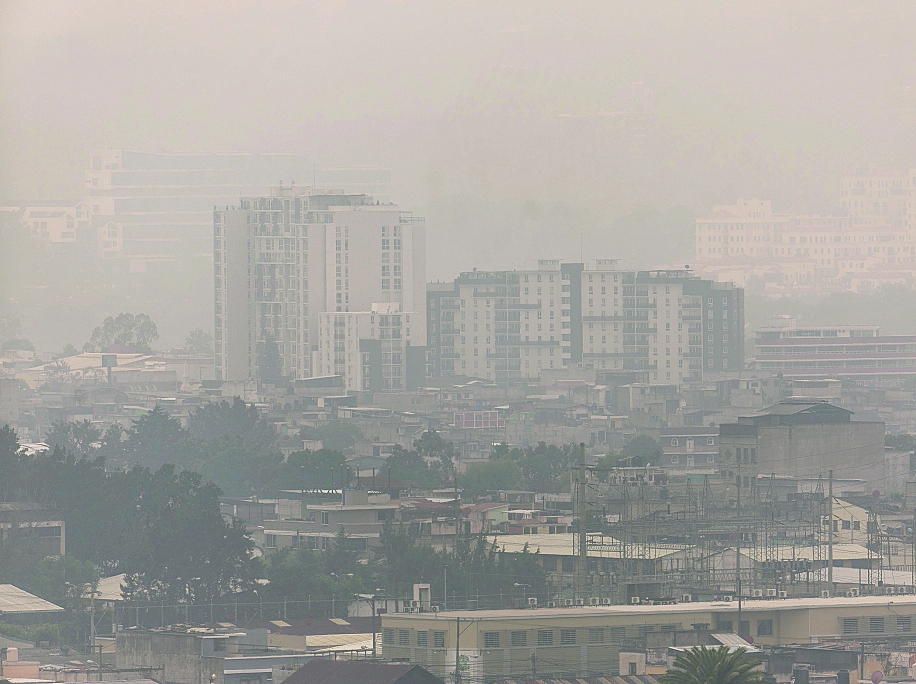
xmin=282 ymin=660 xmax=442 ymax=684
xmin=0 ymin=585 xmax=64 ymax=614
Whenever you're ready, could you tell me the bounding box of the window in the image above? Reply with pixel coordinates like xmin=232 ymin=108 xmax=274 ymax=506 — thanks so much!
xmin=588 ymin=628 xmax=603 ymax=644
xmin=417 ymin=631 xmax=428 ymax=646
xmin=511 ymin=631 xmax=527 ymax=647
xmin=560 ymin=629 xmax=577 ymax=644
xmin=870 ymin=617 xmax=884 ymax=633
xmin=715 ymin=621 xmax=733 ymax=632
xmin=433 ymin=631 xmax=445 ymax=648
xmin=707 ymin=437 xmax=715 ymax=445
xmin=638 ymin=625 xmax=655 ymax=636
xmin=671 ymin=438 xmax=679 ymax=446
xmin=757 ymin=620 xmax=773 ymax=636
xmin=321 ymin=512 xmax=329 ymax=525
xmin=383 ymin=628 xmax=394 ymax=644
xmin=398 ymin=629 xmax=410 ymax=645
xmin=608 ymin=627 xmax=625 ymax=641
xmin=484 ymin=632 xmax=500 ymax=648
xmin=537 ymin=630 xmax=553 ymax=646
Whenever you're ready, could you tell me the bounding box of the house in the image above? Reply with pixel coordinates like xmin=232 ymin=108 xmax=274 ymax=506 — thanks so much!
xmin=282 ymin=659 xmax=444 ymax=684
xmin=0 ymin=584 xmax=64 ymax=622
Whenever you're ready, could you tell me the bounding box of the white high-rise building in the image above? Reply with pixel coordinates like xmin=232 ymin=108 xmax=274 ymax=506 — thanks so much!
xmin=316 ymin=304 xmax=423 ymax=392
xmin=214 ymin=186 xmax=425 ymax=382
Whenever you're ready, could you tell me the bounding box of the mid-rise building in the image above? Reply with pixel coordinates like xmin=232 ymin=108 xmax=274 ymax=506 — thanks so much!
xmin=427 ymin=260 xmax=743 ymax=384
xmin=214 ymin=186 xmax=425 ymax=382
xmin=718 ymin=400 xmax=885 ymax=502
xmin=316 ymin=304 xmax=425 ymax=392
xmin=754 ymin=316 xmax=916 ymax=379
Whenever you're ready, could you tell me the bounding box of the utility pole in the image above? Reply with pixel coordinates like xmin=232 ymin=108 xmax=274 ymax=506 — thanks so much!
xmin=455 ymin=615 xmax=461 ymax=684
xmin=736 ymin=453 xmax=742 ymax=637
xmin=577 ymin=442 xmax=587 ymax=599
xmin=828 ymin=470 xmax=834 ymax=591
xmin=531 ymin=652 xmax=536 ymax=678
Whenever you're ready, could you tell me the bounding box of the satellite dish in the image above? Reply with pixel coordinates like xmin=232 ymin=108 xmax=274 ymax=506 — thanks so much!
xmin=871 ymin=670 xmax=883 ymax=684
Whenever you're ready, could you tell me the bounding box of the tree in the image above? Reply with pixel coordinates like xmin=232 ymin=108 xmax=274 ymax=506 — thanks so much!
xmin=661 ymin=646 xmax=764 ymax=684
xmin=621 ymin=434 xmax=663 ymax=466
xmin=300 ymin=422 xmax=364 ymax=454
xmin=2 ymin=338 xmax=35 ymax=352
xmin=185 ymin=328 xmax=214 ymax=355
xmin=188 ymin=397 xmax=275 ymax=454
xmin=57 ymin=343 xmax=79 ymax=359
xmin=45 ymin=420 xmax=102 ymax=458
xmin=83 ymin=313 xmax=159 ymax=353
xmin=258 ymin=332 xmax=283 ymax=383
xmin=460 ymin=459 xmax=522 ymax=497
xmin=508 ymin=442 xmax=578 ymax=492
xmin=121 ymin=466 xmax=255 ymax=603
xmin=122 ymin=405 xmax=188 ymax=469
xmin=0 ymin=424 xmax=23 ymax=500
xmin=414 ymin=431 xmax=457 ymax=480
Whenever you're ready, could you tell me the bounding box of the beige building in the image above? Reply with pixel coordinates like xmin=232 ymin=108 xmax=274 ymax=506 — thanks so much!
xmin=215 ymin=185 xmax=426 ymax=382
xmin=316 ymin=304 xmax=423 ymax=392
xmin=381 ymin=595 xmax=916 ymax=680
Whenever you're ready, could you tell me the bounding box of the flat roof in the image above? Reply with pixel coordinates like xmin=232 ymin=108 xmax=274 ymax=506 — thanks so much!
xmin=382 ymin=594 xmax=916 ymax=622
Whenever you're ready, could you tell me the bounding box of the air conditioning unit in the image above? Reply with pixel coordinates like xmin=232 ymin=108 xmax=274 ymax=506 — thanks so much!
xmin=547 ymin=601 xmax=557 ymax=608
xmin=631 ymin=596 xmax=641 ymax=605
xmin=589 ymin=597 xmax=600 ymax=606
xmin=528 ymin=597 xmax=538 ymax=607
xmin=766 ymin=589 xmax=777 ymax=597
xmin=821 ymin=590 xmax=831 ymax=598
xmin=681 ymin=594 xmax=692 ymax=603
xmin=575 ymin=598 xmax=585 ymax=606
xmin=722 ymin=595 xmax=733 ymax=602
xmin=431 ymin=605 xmax=440 ymax=612
xmin=411 ymin=600 xmax=420 ymax=608
xmin=563 ymin=598 xmax=574 ymax=607
xmin=602 ymin=598 xmax=612 ymax=605
xmin=849 ymin=588 xmax=860 ymax=597
xmin=752 ymin=589 xmax=763 ymax=598
xmin=778 ymin=590 xmax=788 ymax=598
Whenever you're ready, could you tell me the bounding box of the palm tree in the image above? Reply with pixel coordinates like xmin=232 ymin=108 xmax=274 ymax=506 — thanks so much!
xmin=661 ymin=645 xmax=764 ymax=684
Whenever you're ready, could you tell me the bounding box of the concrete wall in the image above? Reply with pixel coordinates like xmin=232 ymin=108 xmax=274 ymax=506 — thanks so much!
xmin=116 ymin=631 xmax=225 ymax=684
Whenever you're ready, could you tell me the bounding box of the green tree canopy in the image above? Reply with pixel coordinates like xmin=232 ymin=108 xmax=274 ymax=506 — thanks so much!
xmin=185 ymin=327 xmax=214 ymax=355
xmin=83 ymin=312 xmax=159 ymax=353
xmin=621 ymin=434 xmax=663 ymax=466
xmin=661 ymin=646 xmax=764 ymax=684
xmin=460 ymin=458 xmax=522 ymax=497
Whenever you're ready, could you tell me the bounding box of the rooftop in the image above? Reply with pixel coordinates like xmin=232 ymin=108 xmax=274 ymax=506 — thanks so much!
xmin=383 ymin=594 xmax=916 ymax=622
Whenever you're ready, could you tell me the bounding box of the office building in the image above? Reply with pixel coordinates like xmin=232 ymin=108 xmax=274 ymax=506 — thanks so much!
xmin=427 ymin=260 xmax=743 ymax=384
xmin=754 ymin=316 xmax=916 ymax=379
xmin=214 ymin=186 xmax=425 ymax=382
xmin=85 ymin=149 xmax=390 ymax=269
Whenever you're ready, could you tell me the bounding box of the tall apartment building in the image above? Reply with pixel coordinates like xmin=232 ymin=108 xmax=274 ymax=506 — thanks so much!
xmin=754 ymin=316 xmax=916 ymax=379
xmin=85 ymin=149 xmax=390 ymax=269
xmin=316 ymin=304 xmax=425 ymax=392
xmin=427 ymin=260 xmax=743 ymax=384
xmin=214 ymin=186 xmax=425 ymax=382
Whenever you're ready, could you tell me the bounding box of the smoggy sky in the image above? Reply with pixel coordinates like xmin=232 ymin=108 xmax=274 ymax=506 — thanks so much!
xmin=3 ymin=0 xmax=916 ymax=276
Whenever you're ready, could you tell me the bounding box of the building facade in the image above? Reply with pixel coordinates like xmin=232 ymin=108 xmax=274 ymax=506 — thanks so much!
xmin=754 ymin=316 xmax=916 ymax=379
xmin=85 ymin=149 xmax=391 ymax=269
xmin=316 ymin=304 xmax=424 ymax=392
xmin=427 ymin=260 xmax=743 ymax=384
xmin=381 ymin=596 xmax=916 ymax=680
xmin=718 ymin=400 xmax=885 ymax=502
xmin=214 ymin=186 xmax=425 ymax=382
